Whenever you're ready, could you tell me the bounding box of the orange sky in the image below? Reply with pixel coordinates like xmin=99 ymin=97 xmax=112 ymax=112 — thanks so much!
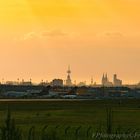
xmin=0 ymin=0 xmax=140 ymax=84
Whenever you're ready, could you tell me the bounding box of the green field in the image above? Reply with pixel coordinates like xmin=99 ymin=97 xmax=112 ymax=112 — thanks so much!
xmin=0 ymin=99 xmax=140 ymax=139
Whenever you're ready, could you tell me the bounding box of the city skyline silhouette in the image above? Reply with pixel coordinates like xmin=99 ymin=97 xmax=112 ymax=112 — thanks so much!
xmin=0 ymin=1 xmax=139 ymax=84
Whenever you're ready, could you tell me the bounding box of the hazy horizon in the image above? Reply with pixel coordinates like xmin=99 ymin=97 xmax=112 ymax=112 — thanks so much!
xmin=0 ymin=0 xmax=140 ymax=84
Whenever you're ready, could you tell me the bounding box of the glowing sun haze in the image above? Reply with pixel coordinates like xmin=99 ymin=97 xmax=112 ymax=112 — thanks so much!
xmin=0 ymin=0 xmax=140 ymax=84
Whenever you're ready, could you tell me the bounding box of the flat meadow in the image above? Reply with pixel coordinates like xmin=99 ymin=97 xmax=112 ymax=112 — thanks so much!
xmin=0 ymin=99 xmax=140 ymax=140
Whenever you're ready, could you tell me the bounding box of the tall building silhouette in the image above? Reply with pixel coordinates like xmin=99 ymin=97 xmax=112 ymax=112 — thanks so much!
xmin=113 ymin=74 xmax=122 ymax=87
xmin=66 ymin=66 xmax=72 ymax=86
xmin=52 ymin=79 xmax=63 ymax=87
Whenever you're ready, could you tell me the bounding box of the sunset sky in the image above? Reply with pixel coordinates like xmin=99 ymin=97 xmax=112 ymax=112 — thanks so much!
xmin=0 ymin=0 xmax=140 ymax=84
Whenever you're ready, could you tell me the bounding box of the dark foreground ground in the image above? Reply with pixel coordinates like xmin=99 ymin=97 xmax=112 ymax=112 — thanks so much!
xmin=0 ymin=99 xmax=140 ymax=139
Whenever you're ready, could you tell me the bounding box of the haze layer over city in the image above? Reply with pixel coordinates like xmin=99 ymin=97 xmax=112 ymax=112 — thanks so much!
xmin=0 ymin=0 xmax=140 ymax=84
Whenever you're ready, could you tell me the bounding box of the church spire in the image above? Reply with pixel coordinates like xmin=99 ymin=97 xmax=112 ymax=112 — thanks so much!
xmin=103 ymin=73 xmax=105 ymax=78
xmin=105 ymin=73 xmax=108 ymax=81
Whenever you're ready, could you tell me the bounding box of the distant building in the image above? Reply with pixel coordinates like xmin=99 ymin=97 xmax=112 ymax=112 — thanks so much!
xmin=66 ymin=66 xmax=72 ymax=86
xmin=78 ymin=81 xmax=86 ymax=87
xmin=102 ymin=73 xmax=113 ymax=87
xmin=113 ymin=74 xmax=122 ymax=87
xmin=5 ymin=81 xmax=19 ymax=85
xmin=20 ymin=79 xmax=32 ymax=86
xmin=52 ymin=79 xmax=63 ymax=87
